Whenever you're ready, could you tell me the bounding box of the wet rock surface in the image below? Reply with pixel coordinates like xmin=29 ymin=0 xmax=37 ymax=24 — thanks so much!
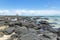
xmin=0 ymin=16 xmax=60 ymax=40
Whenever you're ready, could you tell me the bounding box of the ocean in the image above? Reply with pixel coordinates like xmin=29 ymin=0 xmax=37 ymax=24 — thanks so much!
xmin=41 ymin=16 xmax=60 ymax=29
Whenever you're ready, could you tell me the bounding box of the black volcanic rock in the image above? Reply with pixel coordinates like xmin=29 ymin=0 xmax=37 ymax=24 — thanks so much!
xmin=0 ymin=16 xmax=59 ymax=40
xmin=39 ymin=21 xmax=49 ymax=25
xmin=3 ymin=27 xmax=15 ymax=35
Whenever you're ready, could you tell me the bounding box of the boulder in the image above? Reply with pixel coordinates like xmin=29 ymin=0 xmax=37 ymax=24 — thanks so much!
xmin=20 ymin=33 xmax=40 ymax=40
xmin=14 ymin=26 xmax=28 ymax=35
xmin=3 ymin=27 xmax=15 ymax=35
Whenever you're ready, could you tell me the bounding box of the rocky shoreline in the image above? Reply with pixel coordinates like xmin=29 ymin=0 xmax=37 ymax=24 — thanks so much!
xmin=0 ymin=16 xmax=60 ymax=40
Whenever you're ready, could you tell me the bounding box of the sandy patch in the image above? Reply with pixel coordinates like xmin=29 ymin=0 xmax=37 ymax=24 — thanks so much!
xmin=0 ymin=32 xmax=15 ymax=40
xmin=0 ymin=25 xmax=9 ymax=30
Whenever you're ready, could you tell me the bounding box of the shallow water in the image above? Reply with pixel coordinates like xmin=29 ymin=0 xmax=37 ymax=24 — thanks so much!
xmin=42 ymin=16 xmax=60 ymax=28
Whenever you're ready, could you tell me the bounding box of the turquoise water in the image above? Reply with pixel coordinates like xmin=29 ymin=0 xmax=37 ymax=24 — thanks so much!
xmin=34 ymin=16 xmax=60 ymax=28
xmin=42 ymin=16 xmax=60 ymax=28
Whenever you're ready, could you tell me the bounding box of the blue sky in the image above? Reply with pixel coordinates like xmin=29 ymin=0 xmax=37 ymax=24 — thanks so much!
xmin=0 ymin=0 xmax=60 ymax=16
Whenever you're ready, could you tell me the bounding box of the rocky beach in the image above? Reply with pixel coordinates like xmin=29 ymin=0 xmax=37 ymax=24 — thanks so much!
xmin=0 ymin=16 xmax=60 ymax=40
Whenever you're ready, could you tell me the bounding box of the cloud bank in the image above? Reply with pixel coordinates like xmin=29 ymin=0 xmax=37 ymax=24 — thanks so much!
xmin=0 ymin=9 xmax=60 ymax=16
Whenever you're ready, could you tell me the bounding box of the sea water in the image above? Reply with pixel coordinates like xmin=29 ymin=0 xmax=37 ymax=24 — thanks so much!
xmin=42 ymin=16 xmax=60 ymax=29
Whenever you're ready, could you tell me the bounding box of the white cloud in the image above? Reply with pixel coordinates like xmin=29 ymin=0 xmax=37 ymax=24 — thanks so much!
xmin=0 ymin=9 xmax=60 ymax=16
